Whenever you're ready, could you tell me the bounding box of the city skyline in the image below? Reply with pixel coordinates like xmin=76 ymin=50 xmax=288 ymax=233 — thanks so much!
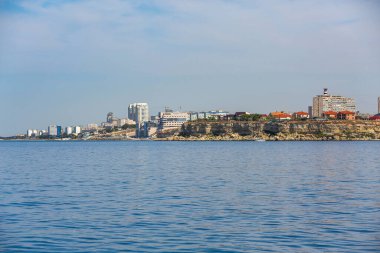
xmin=1 ymin=0 xmax=380 ymax=136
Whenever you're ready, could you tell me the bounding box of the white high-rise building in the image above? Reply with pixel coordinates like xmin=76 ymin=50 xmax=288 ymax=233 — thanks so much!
xmin=65 ymin=126 xmax=73 ymax=135
xmin=27 ymin=129 xmax=33 ymax=137
xmin=48 ymin=125 xmax=62 ymax=137
xmin=27 ymin=129 xmax=40 ymax=137
xmin=312 ymin=88 xmax=356 ymax=118
xmin=73 ymin=126 xmax=81 ymax=134
xmin=128 ymin=103 xmax=149 ymax=123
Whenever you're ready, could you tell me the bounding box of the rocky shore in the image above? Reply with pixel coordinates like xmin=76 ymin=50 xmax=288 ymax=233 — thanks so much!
xmin=159 ymin=120 xmax=380 ymax=141
xmin=13 ymin=120 xmax=380 ymax=141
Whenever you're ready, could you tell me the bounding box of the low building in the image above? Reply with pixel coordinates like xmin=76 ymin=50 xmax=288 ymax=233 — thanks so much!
xmin=356 ymin=112 xmax=371 ymax=120
xmin=150 ymin=115 xmax=160 ymax=124
xmin=200 ymin=112 xmax=212 ymax=119
xmin=292 ymin=111 xmax=309 ymax=120
xmin=270 ymin=112 xmax=292 ymax=120
xmin=101 ymin=112 xmax=120 ymax=128
xmin=84 ymin=124 xmax=98 ymax=130
xmin=225 ymin=114 xmax=236 ymax=120
xmin=189 ymin=112 xmax=212 ymax=121
xmin=39 ymin=130 xmax=48 ymax=136
xmin=118 ymin=118 xmax=135 ymax=127
xmin=322 ymin=111 xmax=337 ymax=119
xmin=209 ymin=110 xmax=228 ymax=120
xmin=189 ymin=112 xmax=198 ymax=121
xmin=369 ymin=113 xmax=380 ymax=120
xmin=337 ymin=111 xmax=355 ymax=120
xmin=159 ymin=111 xmax=189 ymax=129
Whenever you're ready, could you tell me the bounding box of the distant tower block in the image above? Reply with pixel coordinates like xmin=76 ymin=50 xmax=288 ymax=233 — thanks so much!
xmin=312 ymin=89 xmax=355 ymax=117
xmin=107 ymin=112 xmax=114 ymax=123
xmin=308 ymin=106 xmax=312 ymax=118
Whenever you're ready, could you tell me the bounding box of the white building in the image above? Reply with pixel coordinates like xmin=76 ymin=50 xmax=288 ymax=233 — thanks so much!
xmin=65 ymin=126 xmax=73 ymax=135
xmin=84 ymin=124 xmax=98 ymax=130
xmin=27 ymin=129 xmax=40 ymax=137
xmin=48 ymin=125 xmax=62 ymax=137
xmin=118 ymin=118 xmax=135 ymax=127
xmin=27 ymin=129 xmax=33 ymax=137
xmin=102 ymin=112 xmax=119 ymax=127
xmin=73 ymin=126 xmax=81 ymax=134
xmin=159 ymin=111 xmax=189 ymax=129
xmin=209 ymin=110 xmax=229 ymax=118
xmin=312 ymin=88 xmax=356 ymax=118
xmin=128 ymin=103 xmax=149 ymax=123
xmin=39 ymin=130 xmax=47 ymax=136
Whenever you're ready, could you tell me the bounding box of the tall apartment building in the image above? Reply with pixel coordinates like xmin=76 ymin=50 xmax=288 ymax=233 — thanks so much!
xmin=312 ymin=88 xmax=356 ymax=118
xmin=308 ymin=106 xmax=313 ymax=118
xmin=48 ymin=125 xmax=62 ymax=137
xmin=65 ymin=126 xmax=73 ymax=135
xmin=128 ymin=103 xmax=149 ymax=123
xmin=73 ymin=126 xmax=81 ymax=134
xmin=159 ymin=111 xmax=189 ymax=129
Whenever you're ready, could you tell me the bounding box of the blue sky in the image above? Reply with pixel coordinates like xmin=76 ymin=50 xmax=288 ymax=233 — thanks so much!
xmin=0 ymin=0 xmax=379 ymax=136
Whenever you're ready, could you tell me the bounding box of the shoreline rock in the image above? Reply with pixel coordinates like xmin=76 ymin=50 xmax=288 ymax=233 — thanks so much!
xmin=174 ymin=120 xmax=380 ymax=141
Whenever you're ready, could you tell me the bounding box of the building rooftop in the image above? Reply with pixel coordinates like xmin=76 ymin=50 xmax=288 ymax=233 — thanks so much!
xmin=338 ymin=111 xmax=355 ymax=115
xmin=294 ymin=111 xmax=309 ymax=115
xmin=323 ymin=111 xmax=338 ymax=115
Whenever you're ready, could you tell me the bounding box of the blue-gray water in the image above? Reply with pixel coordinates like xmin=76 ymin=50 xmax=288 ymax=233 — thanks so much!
xmin=1 ymin=141 xmax=379 ymax=252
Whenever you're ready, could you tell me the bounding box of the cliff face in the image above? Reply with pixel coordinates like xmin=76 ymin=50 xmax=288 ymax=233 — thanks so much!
xmin=178 ymin=120 xmax=380 ymax=140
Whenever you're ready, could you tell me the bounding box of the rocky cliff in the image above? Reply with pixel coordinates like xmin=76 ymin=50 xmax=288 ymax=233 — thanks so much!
xmin=173 ymin=120 xmax=380 ymax=141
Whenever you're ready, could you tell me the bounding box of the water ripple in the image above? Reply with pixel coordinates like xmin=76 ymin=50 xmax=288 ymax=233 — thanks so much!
xmin=1 ymin=141 xmax=380 ymax=252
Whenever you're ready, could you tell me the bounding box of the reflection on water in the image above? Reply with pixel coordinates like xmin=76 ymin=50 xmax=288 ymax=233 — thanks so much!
xmin=1 ymin=141 xmax=379 ymax=252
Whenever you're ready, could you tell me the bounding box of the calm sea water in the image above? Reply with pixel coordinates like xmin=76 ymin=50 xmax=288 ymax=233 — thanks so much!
xmin=0 ymin=141 xmax=379 ymax=252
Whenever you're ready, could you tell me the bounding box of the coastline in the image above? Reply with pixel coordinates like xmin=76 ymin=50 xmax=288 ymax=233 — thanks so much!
xmin=4 ymin=120 xmax=380 ymax=142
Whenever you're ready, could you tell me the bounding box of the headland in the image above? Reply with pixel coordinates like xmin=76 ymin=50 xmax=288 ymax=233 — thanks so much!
xmin=156 ymin=120 xmax=380 ymax=141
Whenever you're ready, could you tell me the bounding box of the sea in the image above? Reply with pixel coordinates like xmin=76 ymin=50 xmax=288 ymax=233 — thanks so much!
xmin=0 ymin=141 xmax=379 ymax=252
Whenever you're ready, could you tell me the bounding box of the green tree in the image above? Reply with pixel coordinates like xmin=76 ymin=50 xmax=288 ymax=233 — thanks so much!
xmin=122 ymin=124 xmax=136 ymax=130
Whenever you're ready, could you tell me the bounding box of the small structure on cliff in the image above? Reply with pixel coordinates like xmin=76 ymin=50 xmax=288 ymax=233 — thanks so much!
xmin=322 ymin=111 xmax=338 ymax=119
xmin=270 ymin=112 xmax=292 ymax=120
xmin=337 ymin=111 xmax=355 ymax=120
xmin=292 ymin=111 xmax=309 ymax=120
xmin=369 ymin=113 xmax=380 ymax=121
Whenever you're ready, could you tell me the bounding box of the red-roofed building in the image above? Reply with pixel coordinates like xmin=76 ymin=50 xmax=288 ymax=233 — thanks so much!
xmin=369 ymin=113 xmax=380 ymax=121
xmin=270 ymin=112 xmax=292 ymax=120
xmin=292 ymin=111 xmax=309 ymax=120
xmin=337 ymin=111 xmax=355 ymax=120
xmin=322 ymin=111 xmax=338 ymax=119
